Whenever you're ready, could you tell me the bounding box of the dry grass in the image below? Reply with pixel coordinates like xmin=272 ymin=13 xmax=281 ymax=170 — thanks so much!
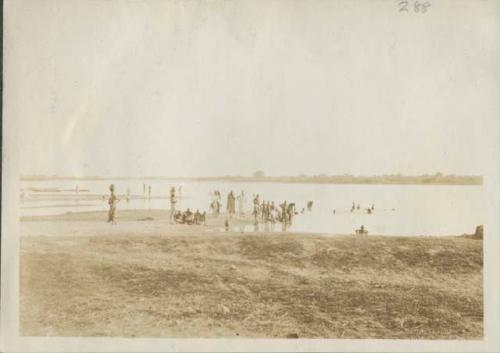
xmin=21 ymin=235 xmax=482 ymax=338
xmin=20 ymin=213 xmax=482 ymax=339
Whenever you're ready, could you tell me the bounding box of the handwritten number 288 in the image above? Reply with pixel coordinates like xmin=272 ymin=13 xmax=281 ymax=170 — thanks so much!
xmin=399 ymin=1 xmax=431 ymax=13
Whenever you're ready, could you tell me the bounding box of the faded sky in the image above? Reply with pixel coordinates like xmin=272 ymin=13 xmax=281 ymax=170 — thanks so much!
xmin=6 ymin=0 xmax=500 ymax=177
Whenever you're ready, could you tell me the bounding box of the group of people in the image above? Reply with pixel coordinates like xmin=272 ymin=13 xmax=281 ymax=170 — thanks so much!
xmin=209 ymin=190 xmax=223 ymax=215
xmin=106 ymin=184 xmax=187 ymax=225
xmin=251 ymin=194 xmax=297 ymax=229
xmin=106 ymin=184 xmax=310 ymax=233
xmin=209 ymin=190 xmax=246 ymax=217
xmin=103 ymin=184 xmax=378 ymax=238
xmin=173 ymin=208 xmax=206 ymax=225
xmin=142 ymin=184 xmax=152 ymax=198
xmin=350 ymin=202 xmax=375 ymax=214
xmin=207 ymin=190 xmax=304 ymax=231
xmin=169 ymin=186 xmax=204 ymax=226
xmin=355 ymin=225 xmax=368 ymax=236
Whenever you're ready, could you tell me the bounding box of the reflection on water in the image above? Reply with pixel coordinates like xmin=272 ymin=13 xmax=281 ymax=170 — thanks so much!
xmin=20 ymin=179 xmax=484 ymax=236
xmin=222 ymin=211 xmax=319 ymax=235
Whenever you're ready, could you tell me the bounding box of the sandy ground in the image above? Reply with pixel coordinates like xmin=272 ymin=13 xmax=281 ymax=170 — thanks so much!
xmin=20 ymin=209 xmax=483 ymax=338
xmin=21 ymin=209 xmax=246 ymax=238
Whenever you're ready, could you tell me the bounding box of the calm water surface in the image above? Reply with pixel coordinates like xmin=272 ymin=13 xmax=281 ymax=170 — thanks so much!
xmin=20 ymin=180 xmax=484 ymax=236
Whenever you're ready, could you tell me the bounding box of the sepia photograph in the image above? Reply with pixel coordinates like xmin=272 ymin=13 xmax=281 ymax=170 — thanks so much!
xmin=2 ymin=0 xmax=500 ymax=352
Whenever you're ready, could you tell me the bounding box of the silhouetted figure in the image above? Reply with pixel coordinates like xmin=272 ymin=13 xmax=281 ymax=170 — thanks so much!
xmin=184 ymin=208 xmax=194 ymax=224
xmin=174 ymin=210 xmax=183 ymax=224
xmin=169 ymin=187 xmax=177 ymax=222
xmin=194 ymin=209 xmax=201 ymax=224
xmin=287 ymin=203 xmax=295 ymax=224
xmin=356 ymin=225 xmax=368 ymax=236
xmin=107 ymin=184 xmax=119 ymax=224
xmin=280 ymin=201 xmax=288 ymax=222
xmin=237 ymin=191 xmax=245 ymax=215
xmin=253 ymin=195 xmax=260 ymax=225
xmin=227 ymin=191 xmax=236 ymax=216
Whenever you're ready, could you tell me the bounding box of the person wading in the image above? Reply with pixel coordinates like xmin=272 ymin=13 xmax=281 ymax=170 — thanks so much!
xmin=169 ymin=186 xmax=177 ymax=223
xmin=227 ymin=191 xmax=236 ymax=217
xmin=237 ymin=190 xmax=245 ymax=215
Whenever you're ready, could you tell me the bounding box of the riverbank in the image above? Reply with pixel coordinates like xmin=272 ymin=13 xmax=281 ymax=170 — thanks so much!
xmin=20 ymin=210 xmax=483 ymax=338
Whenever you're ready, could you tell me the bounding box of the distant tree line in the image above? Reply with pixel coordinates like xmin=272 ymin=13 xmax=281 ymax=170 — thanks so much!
xmin=21 ymin=172 xmax=483 ymax=185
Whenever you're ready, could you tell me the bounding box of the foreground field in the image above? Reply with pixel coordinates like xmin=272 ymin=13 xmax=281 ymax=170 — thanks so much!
xmin=20 ymin=211 xmax=483 ymax=339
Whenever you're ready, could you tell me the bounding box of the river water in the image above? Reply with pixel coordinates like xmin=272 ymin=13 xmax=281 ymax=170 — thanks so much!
xmin=20 ymin=179 xmax=484 ymax=236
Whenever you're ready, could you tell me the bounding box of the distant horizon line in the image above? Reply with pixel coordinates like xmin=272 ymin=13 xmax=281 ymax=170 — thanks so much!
xmin=20 ymin=172 xmax=484 ymax=178
xmin=19 ymin=173 xmax=483 ymax=186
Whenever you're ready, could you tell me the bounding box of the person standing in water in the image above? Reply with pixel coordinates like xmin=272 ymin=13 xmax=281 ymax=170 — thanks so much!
xmin=252 ymin=200 xmax=259 ymax=226
xmin=237 ymin=190 xmax=245 ymax=215
xmin=260 ymin=201 xmax=266 ymax=224
xmin=169 ymin=186 xmax=177 ymax=223
xmin=227 ymin=191 xmax=236 ymax=217
xmin=107 ymin=184 xmax=119 ymax=224
xmin=280 ymin=201 xmax=288 ymax=231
